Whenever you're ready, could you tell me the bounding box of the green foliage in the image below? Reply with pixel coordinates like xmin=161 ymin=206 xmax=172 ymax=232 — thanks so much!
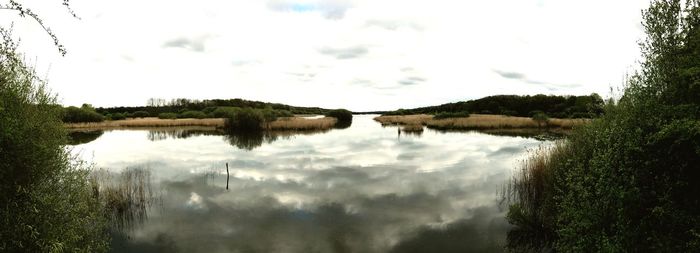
xmin=178 ymin=110 xmax=207 ymax=119
xmin=506 ymin=1 xmax=700 ymax=252
xmin=110 ymin=112 xmax=126 ymax=120
xmin=0 ymin=29 xmax=108 ymax=252
xmin=531 ymin=112 xmax=549 ymax=127
xmin=225 ymin=107 xmax=265 ymax=131
xmin=382 ymin=94 xmax=605 ymax=118
xmin=433 ymin=111 xmax=470 ymax=119
xmin=97 ymin=98 xmax=332 ymax=116
xmin=325 ymin=109 xmax=353 ymax=128
xmin=62 ymin=105 xmax=105 ymax=123
xmin=211 ymin=106 xmax=241 ymax=118
xmin=132 ymin=110 xmax=150 ymax=118
xmin=157 ymin=112 xmax=177 ymax=119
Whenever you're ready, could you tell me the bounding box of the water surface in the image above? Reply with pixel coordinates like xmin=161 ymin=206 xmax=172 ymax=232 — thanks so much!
xmin=71 ymin=115 xmax=546 ymax=253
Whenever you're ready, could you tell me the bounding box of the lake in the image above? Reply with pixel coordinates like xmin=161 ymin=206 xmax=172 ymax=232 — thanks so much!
xmin=69 ymin=115 xmax=548 ymax=253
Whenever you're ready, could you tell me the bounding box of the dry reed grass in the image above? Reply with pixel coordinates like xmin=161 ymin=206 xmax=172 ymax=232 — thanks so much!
xmin=426 ymin=114 xmax=588 ymax=130
xmin=266 ymin=117 xmax=337 ymax=130
xmin=66 ymin=117 xmax=225 ymax=129
xmin=373 ymin=114 xmax=433 ymax=126
xmin=66 ymin=117 xmax=341 ymax=131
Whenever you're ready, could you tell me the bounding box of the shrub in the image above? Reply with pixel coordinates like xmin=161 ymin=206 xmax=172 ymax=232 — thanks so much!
xmin=178 ymin=110 xmax=207 ymax=119
xmin=0 ymin=30 xmax=108 ymax=252
xmin=132 ymin=110 xmax=150 ymax=118
xmin=433 ymin=111 xmax=470 ymax=119
xmin=506 ymin=1 xmax=700 ymax=251
xmin=325 ymin=109 xmax=353 ymax=128
xmin=63 ymin=106 xmax=105 ymax=123
xmin=111 ymin=112 xmax=126 ymax=120
xmin=531 ymin=112 xmax=549 ymax=127
xmin=158 ymin=112 xmax=177 ymax=119
xmin=211 ymin=107 xmax=241 ymax=118
xmin=225 ymin=108 xmax=264 ymax=131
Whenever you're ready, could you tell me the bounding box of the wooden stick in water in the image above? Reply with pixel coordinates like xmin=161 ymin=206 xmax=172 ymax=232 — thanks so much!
xmin=226 ymin=162 xmax=229 ymax=190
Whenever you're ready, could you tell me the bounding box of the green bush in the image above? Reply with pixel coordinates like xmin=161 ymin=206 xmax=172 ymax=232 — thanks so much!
xmin=178 ymin=110 xmax=207 ymax=119
xmin=506 ymin=1 xmax=700 ymax=252
xmin=212 ymin=106 xmax=241 ymax=118
xmin=158 ymin=112 xmax=177 ymax=119
xmin=531 ymin=112 xmax=549 ymax=127
xmin=225 ymin=108 xmax=264 ymax=131
xmin=62 ymin=106 xmax=105 ymax=123
xmin=0 ymin=30 xmax=108 ymax=252
xmin=325 ymin=109 xmax=353 ymax=127
xmin=110 ymin=112 xmax=126 ymax=120
xmin=132 ymin=110 xmax=150 ymax=118
xmin=433 ymin=111 xmax=470 ymax=119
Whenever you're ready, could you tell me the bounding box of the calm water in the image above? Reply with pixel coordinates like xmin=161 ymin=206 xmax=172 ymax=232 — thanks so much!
xmin=70 ymin=115 xmax=547 ymax=253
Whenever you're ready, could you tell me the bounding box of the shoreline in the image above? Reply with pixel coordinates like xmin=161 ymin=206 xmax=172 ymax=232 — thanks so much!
xmin=65 ymin=116 xmax=338 ymax=131
xmin=374 ymin=114 xmax=590 ymax=130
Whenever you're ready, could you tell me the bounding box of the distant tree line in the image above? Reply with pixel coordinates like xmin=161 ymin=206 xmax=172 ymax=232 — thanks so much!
xmin=384 ymin=94 xmax=605 ymax=118
xmin=97 ymin=98 xmax=329 ymax=117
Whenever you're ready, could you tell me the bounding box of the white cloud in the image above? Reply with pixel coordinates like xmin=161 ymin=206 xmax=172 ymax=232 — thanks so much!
xmin=2 ymin=0 xmax=648 ymax=111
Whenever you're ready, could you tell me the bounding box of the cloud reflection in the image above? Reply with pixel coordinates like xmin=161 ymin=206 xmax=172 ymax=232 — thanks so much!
xmin=73 ymin=116 xmax=545 ymax=252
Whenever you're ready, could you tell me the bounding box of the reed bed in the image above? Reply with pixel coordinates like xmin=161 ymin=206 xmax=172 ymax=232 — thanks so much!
xmin=373 ymin=114 xmax=433 ymax=126
xmin=503 ymin=141 xmax=569 ymax=250
xmin=426 ymin=114 xmax=588 ymax=130
xmin=266 ymin=117 xmax=337 ymax=131
xmin=66 ymin=117 xmax=225 ymax=129
xmin=91 ymin=168 xmax=156 ymax=231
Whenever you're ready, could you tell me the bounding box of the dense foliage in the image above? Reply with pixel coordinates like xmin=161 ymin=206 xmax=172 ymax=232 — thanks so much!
xmin=157 ymin=112 xmax=177 ymax=119
xmin=325 ymin=109 xmax=353 ymax=128
xmin=0 ymin=29 xmax=108 ymax=252
xmin=62 ymin=104 xmax=105 ymax=123
xmin=506 ymin=1 xmax=700 ymax=252
xmin=384 ymin=94 xmax=604 ymax=118
xmin=98 ymin=98 xmax=329 ymax=116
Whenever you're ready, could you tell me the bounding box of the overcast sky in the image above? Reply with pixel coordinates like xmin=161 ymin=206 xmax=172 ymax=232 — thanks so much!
xmin=3 ymin=0 xmax=648 ymax=111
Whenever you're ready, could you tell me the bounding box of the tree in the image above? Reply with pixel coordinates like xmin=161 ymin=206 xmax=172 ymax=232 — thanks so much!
xmin=0 ymin=28 xmax=108 ymax=252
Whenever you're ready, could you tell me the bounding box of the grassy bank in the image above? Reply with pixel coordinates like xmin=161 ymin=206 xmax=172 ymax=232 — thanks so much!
xmin=374 ymin=114 xmax=588 ymax=130
xmin=65 ymin=116 xmax=339 ymax=131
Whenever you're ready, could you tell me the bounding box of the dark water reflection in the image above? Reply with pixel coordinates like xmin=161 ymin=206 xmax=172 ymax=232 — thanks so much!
xmin=72 ymin=115 xmax=547 ymax=252
xmin=67 ymin=130 xmax=104 ymax=145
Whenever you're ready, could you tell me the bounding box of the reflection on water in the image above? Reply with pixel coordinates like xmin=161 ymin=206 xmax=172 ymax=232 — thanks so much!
xmin=73 ymin=115 xmax=548 ymax=252
xmin=67 ymin=130 xmax=104 ymax=145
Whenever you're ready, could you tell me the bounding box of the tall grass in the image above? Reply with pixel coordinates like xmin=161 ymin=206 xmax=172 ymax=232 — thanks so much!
xmin=91 ymin=168 xmax=156 ymax=232
xmin=267 ymin=116 xmax=337 ymax=130
xmin=504 ymin=142 xmax=568 ymax=252
xmin=373 ymin=114 xmax=433 ymax=126
xmin=374 ymin=114 xmax=588 ymax=129
xmin=427 ymin=114 xmax=587 ymax=130
xmin=65 ymin=117 xmax=225 ymax=129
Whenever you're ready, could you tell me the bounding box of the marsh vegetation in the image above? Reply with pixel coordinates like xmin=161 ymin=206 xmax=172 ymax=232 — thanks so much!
xmin=504 ymin=1 xmax=700 ymax=251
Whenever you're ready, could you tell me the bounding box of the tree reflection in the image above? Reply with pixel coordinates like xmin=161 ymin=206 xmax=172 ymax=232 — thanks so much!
xmin=67 ymin=130 xmax=104 ymax=145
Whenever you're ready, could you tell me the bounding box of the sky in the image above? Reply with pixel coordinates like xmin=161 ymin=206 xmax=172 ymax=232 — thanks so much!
xmin=2 ymin=0 xmax=649 ymax=111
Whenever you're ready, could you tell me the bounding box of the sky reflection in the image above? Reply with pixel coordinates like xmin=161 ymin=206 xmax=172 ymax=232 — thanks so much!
xmin=72 ymin=115 xmax=545 ymax=252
